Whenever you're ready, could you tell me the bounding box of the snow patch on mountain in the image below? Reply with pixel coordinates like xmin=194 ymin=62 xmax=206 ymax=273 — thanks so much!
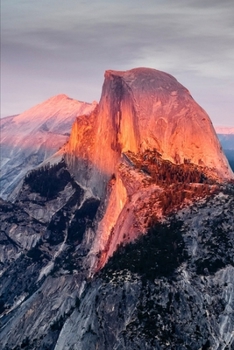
xmin=215 ymin=126 xmax=234 ymax=171
xmin=215 ymin=126 xmax=234 ymax=135
xmin=0 ymin=95 xmax=96 ymax=200
xmin=215 ymin=126 xmax=234 ymax=151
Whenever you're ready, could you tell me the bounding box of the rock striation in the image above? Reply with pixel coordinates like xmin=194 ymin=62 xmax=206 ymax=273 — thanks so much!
xmin=65 ymin=68 xmax=233 ymax=268
xmin=0 ymin=68 xmax=234 ymax=350
xmin=66 ymin=68 xmax=233 ymax=198
xmin=0 ymin=181 xmax=234 ymax=350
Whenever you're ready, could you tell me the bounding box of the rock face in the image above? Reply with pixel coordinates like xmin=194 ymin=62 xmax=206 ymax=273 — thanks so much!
xmin=1 ymin=68 xmax=234 ymax=350
xmin=0 ymin=94 xmax=96 ymax=200
xmin=0 ymin=181 xmax=234 ymax=350
xmin=65 ymin=68 xmax=233 ymax=269
xmin=66 ymin=68 xmax=233 ymax=198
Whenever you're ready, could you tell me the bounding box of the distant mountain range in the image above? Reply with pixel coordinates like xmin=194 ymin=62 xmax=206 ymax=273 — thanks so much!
xmin=215 ymin=126 xmax=234 ymax=171
xmin=215 ymin=126 xmax=234 ymax=135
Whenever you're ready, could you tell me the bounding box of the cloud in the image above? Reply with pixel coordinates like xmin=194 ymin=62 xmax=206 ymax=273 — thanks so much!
xmin=1 ymin=0 xmax=234 ymax=125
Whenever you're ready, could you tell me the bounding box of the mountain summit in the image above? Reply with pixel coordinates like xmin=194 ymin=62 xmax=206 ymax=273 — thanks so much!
xmin=0 ymin=68 xmax=234 ymax=350
xmin=66 ymin=68 xmax=233 ymax=199
xmin=64 ymin=67 xmax=233 ymax=269
xmin=0 ymin=95 xmax=96 ymax=200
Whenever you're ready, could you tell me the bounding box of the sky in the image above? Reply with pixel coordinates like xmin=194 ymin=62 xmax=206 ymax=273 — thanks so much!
xmin=1 ymin=0 xmax=234 ymax=126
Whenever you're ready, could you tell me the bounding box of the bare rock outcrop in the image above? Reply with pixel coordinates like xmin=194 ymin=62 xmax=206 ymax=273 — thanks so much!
xmin=65 ymin=68 xmax=233 ymax=269
xmin=66 ymin=68 xmax=233 ymax=199
xmin=1 ymin=68 xmax=234 ymax=350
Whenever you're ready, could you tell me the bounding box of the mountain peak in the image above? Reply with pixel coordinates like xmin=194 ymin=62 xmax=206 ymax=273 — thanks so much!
xmin=66 ymin=67 xmax=233 ymax=200
xmin=1 ymin=69 xmax=234 ymax=350
xmin=64 ymin=67 xmax=233 ymax=268
xmin=46 ymin=93 xmax=71 ymax=102
xmin=104 ymin=67 xmax=189 ymax=94
xmin=0 ymin=95 xmax=96 ymax=200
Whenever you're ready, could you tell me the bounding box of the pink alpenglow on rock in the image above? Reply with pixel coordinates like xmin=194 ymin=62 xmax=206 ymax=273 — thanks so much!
xmin=0 ymin=94 xmax=96 ymax=200
xmin=65 ymin=67 xmax=233 ymax=270
xmin=66 ymin=68 xmax=233 ymax=198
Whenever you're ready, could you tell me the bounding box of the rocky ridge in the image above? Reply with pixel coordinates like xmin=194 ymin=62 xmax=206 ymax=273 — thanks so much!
xmin=55 ymin=187 xmax=234 ymax=350
xmin=0 ymin=68 xmax=234 ymax=349
xmin=0 ymin=95 xmax=96 ymax=201
xmin=66 ymin=69 xmax=232 ymax=195
xmin=65 ymin=68 xmax=233 ymax=269
xmin=0 ymin=178 xmax=233 ymax=350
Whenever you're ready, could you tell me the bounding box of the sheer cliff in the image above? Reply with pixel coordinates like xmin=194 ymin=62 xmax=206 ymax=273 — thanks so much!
xmin=65 ymin=68 xmax=232 ymax=198
xmin=65 ymin=68 xmax=233 ymax=269
xmin=0 ymin=68 xmax=234 ymax=350
xmin=0 ymin=180 xmax=233 ymax=350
